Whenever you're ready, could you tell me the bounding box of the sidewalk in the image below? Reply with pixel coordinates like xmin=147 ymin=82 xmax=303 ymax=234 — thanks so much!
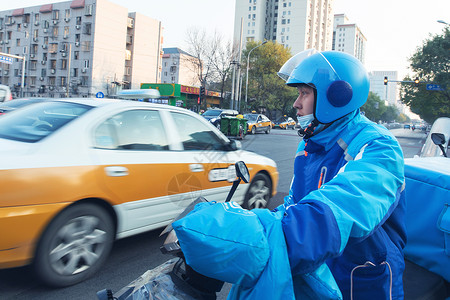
xmin=390 ymin=128 xmax=428 ymax=139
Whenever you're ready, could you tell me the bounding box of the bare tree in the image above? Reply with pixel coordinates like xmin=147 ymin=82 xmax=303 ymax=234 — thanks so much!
xmin=209 ymin=36 xmax=239 ymax=108
xmin=184 ymin=28 xmax=237 ymax=109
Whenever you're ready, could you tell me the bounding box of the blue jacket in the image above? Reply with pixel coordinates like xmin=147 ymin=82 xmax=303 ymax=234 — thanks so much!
xmin=283 ymin=110 xmax=406 ymax=299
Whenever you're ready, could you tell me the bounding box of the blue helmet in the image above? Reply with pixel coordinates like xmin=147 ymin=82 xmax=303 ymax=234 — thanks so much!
xmin=285 ymin=51 xmax=370 ymax=124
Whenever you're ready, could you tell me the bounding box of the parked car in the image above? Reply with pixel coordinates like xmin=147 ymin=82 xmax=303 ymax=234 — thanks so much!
xmin=201 ymin=108 xmax=239 ymax=129
xmin=419 ymin=117 xmax=450 ymax=157
xmin=403 ymin=117 xmax=450 ymax=298
xmin=272 ymin=116 xmax=296 ymax=130
xmin=403 ymin=124 xmax=411 ymax=129
xmin=244 ymin=113 xmax=272 ymax=134
xmin=0 ymin=98 xmax=278 ymax=287
xmin=0 ymin=98 xmax=49 ymax=116
xmin=0 ymin=84 xmax=12 ymax=102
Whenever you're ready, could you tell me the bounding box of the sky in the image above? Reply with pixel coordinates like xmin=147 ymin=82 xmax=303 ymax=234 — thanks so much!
xmin=3 ymin=0 xmax=450 ymax=79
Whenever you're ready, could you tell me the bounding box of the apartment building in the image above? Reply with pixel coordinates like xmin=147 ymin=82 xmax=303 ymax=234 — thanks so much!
xmin=161 ymin=47 xmax=200 ymax=87
xmin=233 ymin=0 xmax=334 ymax=55
xmin=332 ymin=14 xmax=366 ymax=64
xmin=0 ymin=0 xmax=163 ymax=98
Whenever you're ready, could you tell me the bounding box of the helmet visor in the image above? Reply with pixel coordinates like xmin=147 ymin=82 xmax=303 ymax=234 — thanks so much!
xmin=277 ymin=49 xmax=318 ymax=81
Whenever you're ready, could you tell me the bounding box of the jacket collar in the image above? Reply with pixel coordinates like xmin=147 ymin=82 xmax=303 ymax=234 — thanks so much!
xmin=306 ymin=110 xmax=361 ymax=152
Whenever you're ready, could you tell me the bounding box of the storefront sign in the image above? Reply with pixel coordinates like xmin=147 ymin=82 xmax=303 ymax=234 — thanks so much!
xmin=181 ymin=85 xmax=200 ymax=95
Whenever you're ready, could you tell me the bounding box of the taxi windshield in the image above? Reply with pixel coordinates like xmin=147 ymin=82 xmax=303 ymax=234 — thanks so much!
xmin=202 ymin=110 xmax=222 ymax=117
xmin=244 ymin=114 xmax=258 ymax=121
xmin=0 ymin=101 xmax=92 ymax=143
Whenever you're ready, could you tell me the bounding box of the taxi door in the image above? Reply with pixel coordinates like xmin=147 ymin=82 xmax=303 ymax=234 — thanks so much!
xmin=90 ymin=108 xmax=237 ymax=237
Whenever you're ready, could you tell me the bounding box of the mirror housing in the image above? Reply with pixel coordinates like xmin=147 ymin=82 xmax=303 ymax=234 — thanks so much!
xmin=431 ymin=133 xmax=446 ymax=146
xmin=235 ymin=161 xmax=250 ymax=183
xmin=229 ymin=140 xmax=242 ymax=151
xmin=431 ymin=132 xmax=448 ymax=157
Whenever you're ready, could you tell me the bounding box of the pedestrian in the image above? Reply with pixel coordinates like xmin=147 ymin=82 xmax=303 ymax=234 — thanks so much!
xmin=278 ymin=50 xmax=406 ymax=299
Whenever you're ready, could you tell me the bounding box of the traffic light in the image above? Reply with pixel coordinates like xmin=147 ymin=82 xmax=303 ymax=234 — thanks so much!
xmin=200 ymin=86 xmax=205 ymax=99
xmin=384 ymin=76 xmax=388 ymax=85
xmin=414 ymin=77 xmax=420 ymax=87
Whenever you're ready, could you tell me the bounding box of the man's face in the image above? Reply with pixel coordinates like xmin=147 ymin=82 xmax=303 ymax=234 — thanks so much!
xmin=293 ymin=85 xmax=315 ymax=117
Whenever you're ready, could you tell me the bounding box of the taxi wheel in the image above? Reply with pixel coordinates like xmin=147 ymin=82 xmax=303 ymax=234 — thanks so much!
xmin=265 ymin=126 xmax=271 ymax=134
xmin=251 ymin=126 xmax=256 ymax=135
xmin=33 ymin=203 xmax=114 ymax=287
xmin=243 ymin=173 xmax=272 ymax=210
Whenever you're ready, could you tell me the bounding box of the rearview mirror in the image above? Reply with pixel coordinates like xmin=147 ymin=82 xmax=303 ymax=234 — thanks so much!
xmin=431 ymin=133 xmax=446 ymax=146
xmin=431 ymin=133 xmax=448 ymax=157
xmin=229 ymin=140 xmax=242 ymax=151
xmin=235 ymin=161 xmax=250 ymax=183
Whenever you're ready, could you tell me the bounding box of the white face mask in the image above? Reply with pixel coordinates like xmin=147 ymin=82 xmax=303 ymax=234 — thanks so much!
xmin=298 ymin=114 xmax=315 ymax=129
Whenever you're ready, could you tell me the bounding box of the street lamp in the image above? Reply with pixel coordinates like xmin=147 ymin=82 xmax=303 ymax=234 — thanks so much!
xmin=245 ymin=40 xmax=267 ymax=108
xmin=437 ymin=20 xmax=449 ymax=25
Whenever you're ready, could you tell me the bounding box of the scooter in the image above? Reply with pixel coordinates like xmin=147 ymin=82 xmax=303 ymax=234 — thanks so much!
xmin=97 ymin=161 xmax=250 ymax=300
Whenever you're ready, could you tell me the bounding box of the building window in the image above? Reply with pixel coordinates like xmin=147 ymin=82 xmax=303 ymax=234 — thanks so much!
xmin=76 ymin=16 xmax=82 ymax=25
xmin=52 ymin=10 xmax=59 ymax=20
xmin=125 ymin=50 xmax=131 ymax=60
xmin=52 ymin=26 xmax=58 ymax=38
xmin=16 ymin=39 xmax=20 ymax=46
xmin=74 ymin=51 xmax=79 ymax=60
xmin=61 ymin=59 xmax=67 ymax=70
xmin=85 ymin=4 xmax=93 ymax=16
xmin=59 ymin=76 xmax=66 ymax=87
xmin=81 ymin=41 xmax=91 ymax=51
xmin=84 ymin=60 xmax=90 ymax=68
xmin=83 ymin=23 xmax=92 ymax=35
xmin=65 ymin=9 xmax=70 ymax=20
xmin=35 ymin=13 xmax=40 ymax=23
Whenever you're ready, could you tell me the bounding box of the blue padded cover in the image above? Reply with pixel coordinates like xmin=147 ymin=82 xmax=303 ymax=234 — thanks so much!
xmin=403 ymin=157 xmax=450 ymax=281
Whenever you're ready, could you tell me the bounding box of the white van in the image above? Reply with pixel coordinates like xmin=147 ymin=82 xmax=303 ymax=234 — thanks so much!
xmin=0 ymin=85 xmax=12 ymax=102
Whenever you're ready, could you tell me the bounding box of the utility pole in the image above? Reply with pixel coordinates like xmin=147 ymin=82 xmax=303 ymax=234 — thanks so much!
xmin=234 ymin=17 xmax=244 ymax=111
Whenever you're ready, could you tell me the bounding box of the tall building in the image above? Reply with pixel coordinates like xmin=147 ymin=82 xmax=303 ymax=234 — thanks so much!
xmin=369 ymin=70 xmax=399 ymax=106
xmin=233 ymin=0 xmax=334 ymax=55
xmin=0 ymin=0 xmax=163 ymax=98
xmin=161 ymin=48 xmax=200 ymax=87
xmin=332 ymin=14 xmax=366 ymax=64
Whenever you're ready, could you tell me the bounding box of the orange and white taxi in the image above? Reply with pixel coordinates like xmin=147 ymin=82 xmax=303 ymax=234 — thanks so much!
xmin=0 ymin=98 xmax=278 ymax=287
xmin=272 ymin=116 xmax=296 ymax=130
xmin=244 ymin=113 xmax=272 ymax=134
